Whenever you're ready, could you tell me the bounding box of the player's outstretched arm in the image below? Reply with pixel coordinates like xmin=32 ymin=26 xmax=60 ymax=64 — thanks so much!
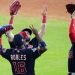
xmin=6 ymin=0 xmax=21 ymax=42
xmin=38 ymin=8 xmax=47 ymax=38
xmin=0 ymin=25 xmax=13 ymax=54
xmin=9 ymin=15 xmax=14 ymax=25
xmin=6 ymin=15 xmax=14 ymax=42
xmin=30 ymin=25 xmax=47 ymax=53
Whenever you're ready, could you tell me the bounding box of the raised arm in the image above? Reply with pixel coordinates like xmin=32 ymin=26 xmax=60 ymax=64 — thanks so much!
xmin=30 ymin=25 xmax=47 ymax=54
xmin=6 ymin=14 xmax=14 ymax=42
xmin=0 ymin=25 xmax=13 ymax=55
xmin=6 ymin=0 xmax=21 ymax=42
xmin=9 ymin=15 xmax=14 ymax=25
xmin=38 ymin=8 xmax=47 ymax=38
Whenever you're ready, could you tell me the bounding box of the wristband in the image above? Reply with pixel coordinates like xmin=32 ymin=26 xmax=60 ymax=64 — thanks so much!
xmin=42 ymin=15 xmax=46 ymax=23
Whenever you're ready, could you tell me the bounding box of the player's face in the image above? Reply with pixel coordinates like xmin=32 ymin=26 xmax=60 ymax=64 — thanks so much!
xmin=23 ymin=31 xmax=30 ymax=45
xmin=25 ymin=31 xmax=30 ymax=38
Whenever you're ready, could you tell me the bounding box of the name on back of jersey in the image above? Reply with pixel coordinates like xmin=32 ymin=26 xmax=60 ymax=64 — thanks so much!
xmin=10 ymin=54 xmax=26 ymax=60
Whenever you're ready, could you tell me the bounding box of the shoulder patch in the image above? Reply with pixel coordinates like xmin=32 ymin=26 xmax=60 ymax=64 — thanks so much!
xmin=31 ymin=48 xmax=37 ymax=52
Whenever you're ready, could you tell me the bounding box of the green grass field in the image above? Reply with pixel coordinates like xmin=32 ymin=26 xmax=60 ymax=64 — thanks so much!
xmin=0 ymin=16 xmax=71 ymax=75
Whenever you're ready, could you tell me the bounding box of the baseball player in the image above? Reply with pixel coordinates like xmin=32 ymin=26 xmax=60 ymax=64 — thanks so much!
xmin=68 ymin=11 xmax=75 ymax=75
xmin=6 ymin=6 xmax=47 ymax=48
xmin=66 ymin=4 xmax=75 ymax=75
xmin=0 ymin=25 xmax=47 ymax=75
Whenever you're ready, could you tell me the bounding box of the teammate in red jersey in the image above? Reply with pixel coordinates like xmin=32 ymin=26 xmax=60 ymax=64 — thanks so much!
xmin=68 ymin=11 xmax=75 ymax=75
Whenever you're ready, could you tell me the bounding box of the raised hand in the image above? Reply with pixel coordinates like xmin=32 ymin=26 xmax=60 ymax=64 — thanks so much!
xmin=42 ymin=7 xmax=47 ymax=16
xmin=29 ymin=25 xmax=38 ymax=36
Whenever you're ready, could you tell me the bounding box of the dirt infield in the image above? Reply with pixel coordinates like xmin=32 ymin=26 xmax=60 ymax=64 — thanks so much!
xmin=1 ymin=0 xmax=75 ymax=19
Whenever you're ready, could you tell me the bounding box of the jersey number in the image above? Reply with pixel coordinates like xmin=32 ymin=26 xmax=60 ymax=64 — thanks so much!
xmin=13 ymin=62 xmax=27 ymax=74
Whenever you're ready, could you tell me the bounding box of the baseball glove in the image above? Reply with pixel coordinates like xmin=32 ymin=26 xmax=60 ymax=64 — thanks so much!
xmin=66 ymin=4 xmax=75 ymax=14
xmin=10 ymin=0 xmax=21 ymax=15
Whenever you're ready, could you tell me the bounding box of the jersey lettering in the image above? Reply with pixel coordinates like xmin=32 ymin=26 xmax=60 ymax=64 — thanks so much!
xmin=11 ymin=54 xmax=26 ymax=60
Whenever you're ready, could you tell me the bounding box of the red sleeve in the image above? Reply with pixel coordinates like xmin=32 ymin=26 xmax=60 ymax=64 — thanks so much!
xmin=69 ymin=18 xmax=75 ymax=43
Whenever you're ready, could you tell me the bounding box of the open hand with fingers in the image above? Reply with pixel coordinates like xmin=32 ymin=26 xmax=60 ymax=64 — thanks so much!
xmin=42 ymin=7 xmax=47 ymax=23
xmin=42 ymin=7 xmax=47 ymax=16
xmin=29 ymin=25 xmax=38 ymax=36
xmin=30 ymin=25 xmax=42 ymax=42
